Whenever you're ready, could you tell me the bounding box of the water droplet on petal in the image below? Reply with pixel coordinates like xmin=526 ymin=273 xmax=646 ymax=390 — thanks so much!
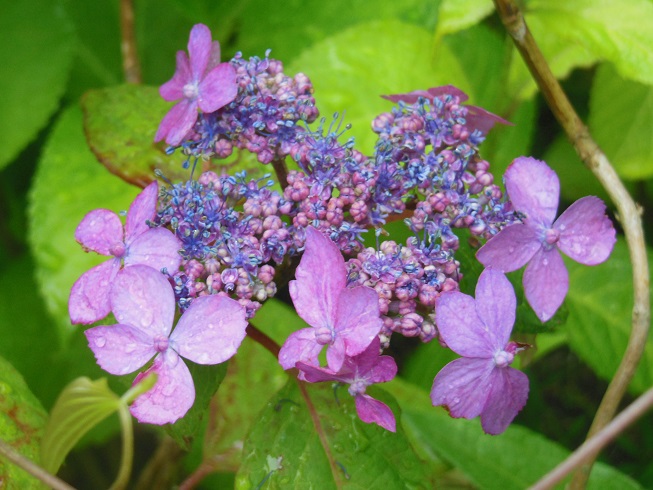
xmin=95 ymin=337 xmax=106 ymax=347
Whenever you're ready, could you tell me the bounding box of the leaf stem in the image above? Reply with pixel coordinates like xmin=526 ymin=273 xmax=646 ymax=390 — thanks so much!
xmin=270 ymin=157 xmax=289 ymax=189
xmin=0 ymin=438 xmax=76 ymax=490
xmin=530 ymin=385 xmax=653 ymax=489
xmin=108 ymin=406 xmax=134 ymax=490
xmin=246 ymin=322 xmax=281 ymax=358
xmin=492 ymin=0 xmax=651 ymax=487
xmin=119 ymin=0 xmax=141 ymax=84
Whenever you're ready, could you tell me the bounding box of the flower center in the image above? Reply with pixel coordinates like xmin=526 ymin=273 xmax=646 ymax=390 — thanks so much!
xmin=153 ymin=335 xmax=169 ymax=353
xmin=183 ymin=82 xmax=199 ymax=99
xmin=493 ymin=349 xmax=514 ymax=368
xmin=543 ymin=228 xmax=560 ymax=247
xmin=315 ymin=326 xmax=334 ymax=345
xmin=109 ymin=241 xmax=126 ymax=258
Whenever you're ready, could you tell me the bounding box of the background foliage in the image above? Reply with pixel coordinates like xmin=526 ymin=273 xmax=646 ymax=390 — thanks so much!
xmin=1 ymin=0 xmax=652 ymax=487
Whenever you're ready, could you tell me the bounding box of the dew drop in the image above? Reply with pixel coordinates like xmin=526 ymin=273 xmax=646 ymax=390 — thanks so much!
xmin=95 ymin=337 xmax=106 ymax=347
xmin=542 ymin=258 xmax=549 ymax=266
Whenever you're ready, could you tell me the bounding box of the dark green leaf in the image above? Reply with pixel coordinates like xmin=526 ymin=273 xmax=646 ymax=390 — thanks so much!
xmin=165 ymin=362 xmax=228 ymax=451
xmin=29 ymin=104 xmax=141 ymax=342
xmin=0 ymin=355 xmax=48 ymax=487
xmin=589 ymin=63 xmax=653 ymax=180
xmin=0 ymin=0 xmax=75 ymax=169
xmin=566 ymin=239 xmax=653 ymax=394
xmin=40 ymin=377 xmax=120 ymax=474
xmin=289 ymin=20 xmax=473 ymax=154
xmin=386 ymin=379 xmax=642 ymax=489
xmin=236 ymin=380 xmax=433 ymax=489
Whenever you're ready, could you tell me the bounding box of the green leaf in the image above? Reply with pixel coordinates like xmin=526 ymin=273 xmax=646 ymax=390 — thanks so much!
xmin=0 ymin=355 xmax=48 ymax=487
xmin=235 ymin=380 xmax=433 ymax=489
xmin=386 ymin=378 xmax=642 ymax=489
xmin=202 ymin=337 xmax=286 ymax=472
xmin=588 ymin=63 xmax=653 ymax=180
xmin=0 ymin=254 xmax=64 ymax=407
xmin=566 ymin=239 xmax=653 ymax=394
xmin=289 ymin=20 xmax=473 ymax=155
xmin=509 ymin=0 xmax=653 ymax=98
xmin=165 ymin=362 xmax=228 ymax=451
xmin=82 ymin=85 xmax=190 ymax=187
xmin=434 ymin=0 xmax=495 ymax=41
xmin=237 ymin=0 xmax=438 ymax=64
xmin=40 ymin=377 xmax=121 ymax=474
xmin=28 ymin=104 xmax=141 ymax=342
xmin=0 ymin=0 xmax=75 ymax=169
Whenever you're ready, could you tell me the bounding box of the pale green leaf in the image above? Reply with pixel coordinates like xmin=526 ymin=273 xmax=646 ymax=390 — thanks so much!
xmin=566 ymin=239 xmax=653 ymax=394
xmin=40 ymin=377 xmax=120 ymax=474
xmin=235 ymin=380 xmax=433 ymax=489
xmin=589 ymin=63 xmax=653 ymax=180
xmin=434 ymin=0 xmax=495 ymax=41
xmin=28 ymin=105 xmax=141 ymax=342
xmin=289 ymin=20 xmax=472 ymax=155
xmin=0 ymin=0 xmax=75 ymax=169
xmin=386 ymin=379 xmax=642 ymax=489
xmin=0 ymin=355 xmax=48 ymax=488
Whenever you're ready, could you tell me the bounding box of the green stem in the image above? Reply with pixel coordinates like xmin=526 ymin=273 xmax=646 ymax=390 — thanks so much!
xmin=492 ymin=1 xmax=651 ymax=488
xmin=108 ymin=406 xmax=134 ymax=490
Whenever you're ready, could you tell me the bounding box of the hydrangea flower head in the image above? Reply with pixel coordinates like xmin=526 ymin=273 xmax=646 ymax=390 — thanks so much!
xmin=297 ymin=337 xmax=397 ymax=432
xmin=85 ymin=265 xmax=248 ymax=424
xmin=69 ymin=181 xmax=182 ymax=324
xmin=476 ymin=157 xmax=616 ymax=321
xmin=154 ymin=23 xmax=238 ymax=146
xmin=431 ymin=268 xmax=529 ymax=435
xmin=278 ymin=227 xmax=383 ymax=372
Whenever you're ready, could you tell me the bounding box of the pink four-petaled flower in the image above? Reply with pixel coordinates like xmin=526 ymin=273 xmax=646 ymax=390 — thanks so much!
xmin=431 ymin=268 xmax=529 ymax=435
xmin=69 ymin=181 xmax=182 ymax=324
xmin=155 ymin=23 xmax=238 ymax=146
xmin=297 ymin=337 xmax=397 ymax=432
xmin=278 ymin=227 xmax=383 ymax=373
xmin=85 ymin=265 xmax=248 ymax=424
xmin=476 ymin=157 xmax=616 ymax=322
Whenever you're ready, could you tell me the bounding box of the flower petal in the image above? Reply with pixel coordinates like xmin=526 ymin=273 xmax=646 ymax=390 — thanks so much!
xmin=355 ymin=394 xmax=396 ymax=432
xmin=171 ymin=295 xmax=247 ymax=365
xmin=278 ymin=327 xmax=324 ymax=370
xmin=326 ymin=335 xmax=346 ymax=372
xmin=68 ymin=258 xmax=121 ymax=324
xmin=476 ymin=223 xmax=541 ymax=272
xmin=289 ymin=227 xmax=345 ymax=332
xmin=295 ymin=362 xmax=350 ymax=384
xmin=125 ymin=228 xmax=182 ymax=273
xmin=335 ymin=286 xmax=383 ymax=358
xmin=555 ymin=196 xmax=616 ymax=265
xmin=435 ymin=291 xmax=495 ymax=357
xmin=187 ymin=23 xmax=212 ymax=80
xmin=505 ymin=157 xmax=559 ymax=227
xmin=465 ymin=105 xmax=511 ymax=134
xmin=365 ymin=355 xmax=397 ymax=384
xmin=523 ymin=247 xmax=568 ymax=322
xmin=154 ymin=98 xmax=198 ymax=146
xmin=207 ymin=41 xmax=222 ymax=72
xmin=75 ymin=209 xmax=123 ymax=255
xmin=431 ymin=357 xmax=495 ymax=420
xmin=474 ymin=269 xmax=516 ymax=348
xmin=125 ymin=182 xmax=158 ymax=243
xmin=198 ymin=62 xmax=238 ymax=113
xmin=159 ymin=51 xmax=191 ymax=101
xmin=110 ymin=265 xmax=175 ymax=338
xmin=480 ymin=367 xmax=529 ymax=435
xmin=85 ymin=324 xmax=155 ymax=375
xmin=129 ymin=351 xmax=195 ymax=425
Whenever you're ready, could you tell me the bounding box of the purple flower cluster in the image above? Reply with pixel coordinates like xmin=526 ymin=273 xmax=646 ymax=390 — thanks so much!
xmin=68 ymin=24 xmax=617 ymax=434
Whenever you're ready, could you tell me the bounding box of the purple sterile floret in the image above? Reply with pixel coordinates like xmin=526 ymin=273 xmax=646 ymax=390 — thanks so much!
xmin=155 ymin=23 xmax=238 ymax=146
xmin=69 ymin=181 xmax=182 ymax=325
xmin=476 ymin=157 xmax=616 ymax=322
xmin=278 ymin=227 xmax=383 ymax=372
xmin=431 ymin=268 xmax=529 ymax=435
xmin=297 ymin=337 xmax=397 ymax=432
xmin=85 ymin=265 xmax=247 ymax=425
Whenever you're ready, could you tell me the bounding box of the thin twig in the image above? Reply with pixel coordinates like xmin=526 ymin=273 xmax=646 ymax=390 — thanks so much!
xmin=119 ymin=0 xmax=141 ymax=83
xmin=270 ymin=157 xmax=289 ymax=189
xmin=530 ymin=385 xmax=653 ymax=489
xmin=492 ymin=1 xmax=651 ymax=488
xmin=0 ymin=439 xmax=76 ymax=490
